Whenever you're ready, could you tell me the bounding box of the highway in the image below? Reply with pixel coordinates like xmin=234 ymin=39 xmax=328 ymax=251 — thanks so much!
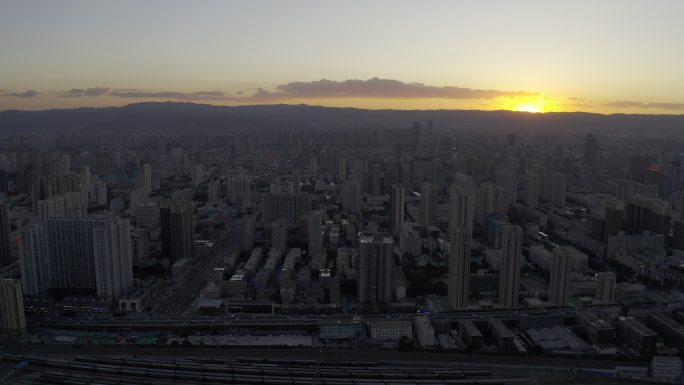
xmin=34 ymin=314 xmax=324 ymax=331
xmin=33 ymin=305 xmax=619 ymax=332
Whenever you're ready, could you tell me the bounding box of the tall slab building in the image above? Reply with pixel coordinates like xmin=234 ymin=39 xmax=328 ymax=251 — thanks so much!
xmin=498 ymin=224 xmax=523 ymax=309
xmin=448 ymin=227 xmax=472 ymax=309
xmin=357 ymin=233 xmax=394 ymax=304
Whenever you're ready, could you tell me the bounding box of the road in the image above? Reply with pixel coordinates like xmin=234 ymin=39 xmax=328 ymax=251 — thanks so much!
xmin=153 ymin=224 xmax=236 ymax=317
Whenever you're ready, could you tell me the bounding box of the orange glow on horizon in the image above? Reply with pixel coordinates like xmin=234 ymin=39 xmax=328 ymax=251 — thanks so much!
xmin=2 ymin=93 xmax=682 ymax=115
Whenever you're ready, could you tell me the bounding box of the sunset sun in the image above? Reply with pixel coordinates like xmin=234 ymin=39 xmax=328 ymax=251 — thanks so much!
xmin=513 ymin=102 xmax=543 ymax=113
xmin=496 ymin=94 xmax=559 ymax=113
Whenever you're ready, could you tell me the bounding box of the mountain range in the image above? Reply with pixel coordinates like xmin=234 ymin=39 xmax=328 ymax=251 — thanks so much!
xmin=1 ymin=102 xmax=683 ymax=137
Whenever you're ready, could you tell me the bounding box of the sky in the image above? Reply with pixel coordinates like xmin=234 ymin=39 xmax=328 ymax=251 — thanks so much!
xmin=1 ymin=0 xmax=683 ymax=113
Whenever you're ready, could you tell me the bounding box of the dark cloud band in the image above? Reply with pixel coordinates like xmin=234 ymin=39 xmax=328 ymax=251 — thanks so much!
xmin=252 ymin=78 xmax=535 ymax=100
xmin=602 ymin=100 xmax=684 ymax=111
xmin=5 ymin=90 xmax=39 ymax=98
xmin=108 ymin=90 xmax=225 ymax=99
xmin=62 ymin=87 xmax=109 ymax=97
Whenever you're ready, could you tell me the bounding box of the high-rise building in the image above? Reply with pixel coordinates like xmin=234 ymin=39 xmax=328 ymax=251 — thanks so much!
xmin=453 ymin=172 xmax=473 ymax=189
xmin=357 ymin=233 xmax=394 ymax=304
xmin=495 ymin=168 xmax=517 ymax=209
xmin=370 ymin=164 xmax=382 ymax=195
xmin=226 ymin=173 xmax=251 ymax=205
xmin=449 ymin=184 xmax=475 ymax=233
xmin=135 ymin=202 xmax=159 ymax=227
xmin=270 ymin=182 xmax=295 ymax=194
xmin=19 ymin=223 xmax=51 ymax=296
xmin=448 ymin=227 xmax=471 ymax=309
xmin=625 ymin=195 xmax=671 ymax=236
xmin=349 ymin=159 xmax=364 ymax=182
xmin=476 ymin=183 xmax=507 ymax=225
xmin=46 ymin=192 xmax=83 ymax=219
xmin=590 ymin=197 xmax=624 ymax=242
xmin=341 ymin=179 xmax=362 ymax=214
xmin=130 ymin=189 xmax=149 ymax=210
xmin=419 ymin=182 xmax=436 ymax=227
xmin=37 ymin=196 xmax=66 ymax=220
xmin=263 ymin=192 xmax=311 ymax=224
xmin=411 ymin=122 xmax=422 ymax=150
xmin=191 ymin=164 xmax=204 ymax=186
xmin=584 ymin=134 xmax=598 ymax=173
xmin=310 ymin=156 xmax=319 ymax=176
xmin=79 ymin=165 xmax=90 ymax=198
xmin=0 ymin=279 xmax=26 ymax=335
xmin=0 ymin=203 xmax=12 ymax=267
xmin=207 ymin=179 xmax=221 ymax=204
xmin=675 ymin=191 xmax=684 ymax=220
xmin=77 ymin=183 xmax=89 ymax=207
xmin=390 ymin=184 xmax=405 ymax=236
xmin=137 ymin=163 xmax=152 ymax=196
xmin=506 ymin=133 xmax=516 ymax=147
xmin=160 ymin=198 xmax=194 ymax=264
xmin=399 ymin=162 xmax=411 ymax=186
xmin=650 ymin=356 xmax=682 ymax=383
xmin=616 ymin=179 xmax=658 ymax=202
xmin=673 ymin=220 xmax=684 ymax=251
xmin=0 ymin=169 xmax=8 ymax=193
xmin=156 ymin=138 xmax=167 ymax=155
xmin=93 ymin=180 xmax=107 ymax=206
xmin=308 ymin=211 xmax=323 ymax=262
xmin=549 ymin=247 xmax=571 ymax=306
xmin=414 ymin=157 xmax=435 ymax=183
xmin=498 ymin=224 xmax=523 ymax=309
xmin=38 ymin=218 xmax=133 ymax=301
xmin=30 ymin=175 xmax=52 ymax=210
xmin=596 ymin=271 xmax=616 ymax=303
xmin=271 ymin=218 xmax=288 ymax=252
xmin=337 ymin=157 xmax=348 ymax=181
xmin=19 ymin=164 xmax=34 ymax=196
xmin=236 ymin=215 xmax=255 ymax=253
xmin=540 ymin=171 xmax=566 ymax=207
xmin=92 ymin=219 xmax=134 ymax=300
xmin=524 ymin=171 xmax=539 ymax=209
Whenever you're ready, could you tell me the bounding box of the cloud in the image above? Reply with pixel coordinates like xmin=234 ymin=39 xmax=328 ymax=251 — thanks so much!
xmin=602 ymin=100 xmax=684 ymax=111
xmin=5 ymin=90 xmax=39 ymax=98
xmin=108 ymin=89 xmax=225 ymax=100
xmin=62 ymin=87 xmax=109 ymax=97
xmin=2 ymin=79 xmax=537 ymax=103
xmin=191 ymin=91 xmax=224 ymax=97
xmin=249 ymin=78 xmax=536 ymax=100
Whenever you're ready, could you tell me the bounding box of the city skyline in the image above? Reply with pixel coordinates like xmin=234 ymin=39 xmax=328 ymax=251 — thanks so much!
xmin=4 ymin=2 xmax=684 ymax=382
xmin=1 ymin=1 xmax=683 ymax=114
